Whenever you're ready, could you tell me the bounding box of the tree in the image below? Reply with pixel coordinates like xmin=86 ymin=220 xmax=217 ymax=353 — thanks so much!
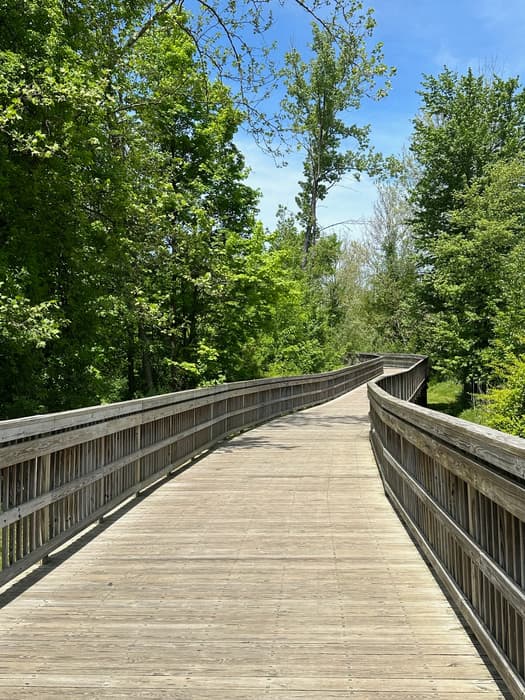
xmin=129 ymin=11 xmax=291 ymax=391
xmin=0 ymin=0 xmax=394 ymax=417
xmin=0 ymin=0 xmax=128 ymax=414
xmin=254 ymin=209 xmax=355 ymax=376
xmin=408 ymin=68 xmax=525 ymax=384
xmin=332 ymin=238 xmax=379 ymax=356
xmin=0 ymin=2 xmax=269 ymax=412
xmin=410 ymin=68 xmax=525 ymax=255
xmin=281 ymin=11 xmax=394 ymax=258
xmin=255 ymin=210 xmax=331 ymax=376
xmin=466 ymin=162 xmax=525 ymax=434
xmin=365 ymin=181 xmax=417 ymax=351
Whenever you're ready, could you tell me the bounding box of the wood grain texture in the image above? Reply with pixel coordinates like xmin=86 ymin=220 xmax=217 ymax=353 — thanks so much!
xmin=370 ymin=365 xmax=525 ymax=699
xmin=0 ymin=360 xmax=382 ymax=585
xmin=0 ymin=364 xmax=379 ymax=442
xmin=0 ymin=380 xmax=506 ymax=698
xmin=369 ymin=379 xmax=525 ymax=480
xmin=369 ymin=394 xmax=525 ymax=523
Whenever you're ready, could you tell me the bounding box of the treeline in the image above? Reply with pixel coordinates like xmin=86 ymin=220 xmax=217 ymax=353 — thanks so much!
xmin=0 ymin=0 xmax=391 ymax=419
xmin=2 ymin=2 xmax=524 ymax=435
xmin=350 ymin=69 xmax=525 ymax=436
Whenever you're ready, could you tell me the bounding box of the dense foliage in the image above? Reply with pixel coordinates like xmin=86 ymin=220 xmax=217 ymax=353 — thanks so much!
xmin=408 ymin=70 xmax=525 ymax=387
xmin=0 ymin=0 xmax=390 ymax=419
xmin=2 ymin=2 xmax=524 ymax=436
xmin=360 ymin=69 xmax=525 ymax=434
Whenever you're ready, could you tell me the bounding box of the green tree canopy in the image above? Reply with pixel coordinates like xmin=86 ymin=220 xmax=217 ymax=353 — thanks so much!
xmin=408 ymin=68 xmax=525 ymax=384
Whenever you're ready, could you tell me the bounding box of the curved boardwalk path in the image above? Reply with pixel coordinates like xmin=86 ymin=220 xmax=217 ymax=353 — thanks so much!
xmin=0 ymin=381 xmax=507 ymax=698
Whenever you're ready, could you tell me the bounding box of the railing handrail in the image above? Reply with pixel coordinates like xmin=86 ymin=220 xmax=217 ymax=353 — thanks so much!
xmin=0 ymin=358 xmax=383 ymax=586
xmin=370 ymin=378 xmax=525 ymax=482
xmin=368 ymin=353 xmax=525 ymax=699
xmin=0 ymin=364 xmax=364 ymax=443
xmin=356 ymin=351 xmax=427 ymax=368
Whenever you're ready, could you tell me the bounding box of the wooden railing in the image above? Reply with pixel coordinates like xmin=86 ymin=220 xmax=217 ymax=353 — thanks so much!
xmin=357 ymin=351 xmax=428 ymax=371
xmin=369 ymin=355 xmax=525 ymax=699
xmin=0 ymin=358 xmax=382 ymax=586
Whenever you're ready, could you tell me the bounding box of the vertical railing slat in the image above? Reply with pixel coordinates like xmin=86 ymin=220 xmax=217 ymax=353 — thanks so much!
xmin=369 ymin=355 xmax=525 ymax=699
xmin=0 ymin=358 xmax=383 ymax=584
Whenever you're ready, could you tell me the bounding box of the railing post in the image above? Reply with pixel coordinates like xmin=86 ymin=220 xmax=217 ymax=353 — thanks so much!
xmin=467 ymin=483 xmax=479 ymax=610
xmin=41 ymin=454 xmax=51 ymax=563
xmin=2 ymin=469 xmax=8 ymax=570
xmin=135 ymin=425 xmax=142 ymax=496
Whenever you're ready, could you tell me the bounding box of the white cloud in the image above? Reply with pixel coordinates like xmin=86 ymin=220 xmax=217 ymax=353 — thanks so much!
xmin=240 ymin=138 xmax=379 ymax=239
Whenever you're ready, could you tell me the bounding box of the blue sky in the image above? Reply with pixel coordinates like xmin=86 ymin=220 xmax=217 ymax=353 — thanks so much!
xmin=238 ymin=0 xmax=525 ymax=237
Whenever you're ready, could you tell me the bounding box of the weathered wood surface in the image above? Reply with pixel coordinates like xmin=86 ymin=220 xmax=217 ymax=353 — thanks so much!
xmin=370 ymin=364 xmax=525 ymax=699
xmin=0 ymin=380 xmax=506 ymax=698
xmin=0 ymin=359 xmax=382 ymax=586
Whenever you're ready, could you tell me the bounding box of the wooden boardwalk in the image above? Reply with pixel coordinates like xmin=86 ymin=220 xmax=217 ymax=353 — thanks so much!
xmin=0 ymin=381 xmax=507 ymax=698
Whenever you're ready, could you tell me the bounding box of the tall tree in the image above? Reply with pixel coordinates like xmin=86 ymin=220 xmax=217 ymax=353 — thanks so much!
xmin=409 ymin=68 xmax=525 ymax=384
xmin=410 ymin=68 xmax=525 ymax=261
xmin=282 ymin=10 xmax=394 ymax=258
xmin=465 ymin=161 xmax=525 ymax=435
xmin=453 ymin=159 xmax=525 ymax=380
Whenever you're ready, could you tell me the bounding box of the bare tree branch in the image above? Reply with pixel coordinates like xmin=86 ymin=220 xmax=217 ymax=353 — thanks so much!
xmin=292 ymin=0 xmax=334 ymax=37
xmin=196 ymin=0 xmax=243 ymax=71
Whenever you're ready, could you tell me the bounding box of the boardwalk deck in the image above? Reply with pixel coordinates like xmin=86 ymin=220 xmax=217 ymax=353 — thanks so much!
xmin=0 ymin=381 xmax=507 ymax=698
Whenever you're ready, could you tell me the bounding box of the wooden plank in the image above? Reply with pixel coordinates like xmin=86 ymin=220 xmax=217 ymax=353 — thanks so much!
xmin=0 ymin=380 xmax=505 ymax=698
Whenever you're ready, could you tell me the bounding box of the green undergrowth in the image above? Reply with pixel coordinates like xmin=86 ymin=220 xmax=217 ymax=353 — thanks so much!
xmin=427 ymin=379 xmax=488 ymax=426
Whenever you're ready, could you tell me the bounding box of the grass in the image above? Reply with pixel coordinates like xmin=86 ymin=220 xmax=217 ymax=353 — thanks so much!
xmin=427 ymin=379 xmax=489 ymax=426
xmin=427 ymin=379 xmax=466 ymax=416
xmin=457 ymin=405 xmax=489 ymax=426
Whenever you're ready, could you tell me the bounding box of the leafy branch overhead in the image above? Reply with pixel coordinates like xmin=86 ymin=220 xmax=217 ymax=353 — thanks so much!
xmin=119 ymin=0 xmax=392 ymax=149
